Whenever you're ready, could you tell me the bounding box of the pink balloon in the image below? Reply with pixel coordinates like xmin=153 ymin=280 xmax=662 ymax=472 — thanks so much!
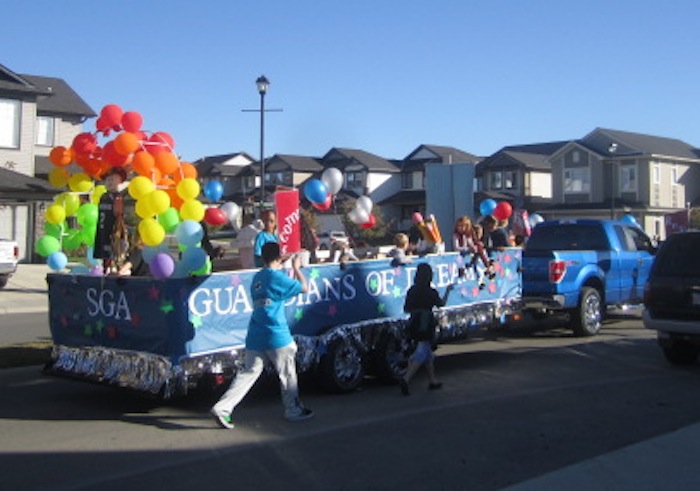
xmin=412 ymin=212 xmax=424 ymax=224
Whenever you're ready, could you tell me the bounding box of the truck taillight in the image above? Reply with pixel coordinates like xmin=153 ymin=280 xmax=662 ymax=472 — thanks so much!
xmin=13 ymin=246 xmax=19 ymax=259
xmin=549 ymin=260 xmax=567 ymax=283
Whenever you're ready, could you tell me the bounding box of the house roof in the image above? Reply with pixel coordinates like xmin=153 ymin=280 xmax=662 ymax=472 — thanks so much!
xmin=20 ymin=74 xmax=96 ymax=118
xmin=265 ymin=154 xmax=323 ymax=173
xmin=477 ymin=141 xmax=570 ymax=173
xmin=323 ymin=148 xmax=399 ymax=173
xmin=192 ymin=152 xmax=255 ymax=177
xmin=406 ymin=144 xmax=481 ymax=163
xmin=580 ymin=128 xmax=700 ymax=161
xmin=0 ymin=166 xmax=59 ymax=200
xmin=0 ymin=63 xmax=48 ymax=97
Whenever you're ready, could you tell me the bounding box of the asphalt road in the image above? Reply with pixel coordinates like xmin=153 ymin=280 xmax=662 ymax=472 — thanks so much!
xmin=3 ymin=315 xmax=700 ymax=491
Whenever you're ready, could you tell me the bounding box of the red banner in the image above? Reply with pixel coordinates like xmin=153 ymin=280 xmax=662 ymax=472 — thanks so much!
xmin=664 ymin=209 xmax=689 ymax=236
xmin=274 ymin=188 xmax=301 ymax=255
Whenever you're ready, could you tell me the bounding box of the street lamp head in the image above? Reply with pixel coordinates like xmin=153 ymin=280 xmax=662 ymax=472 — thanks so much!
xmin=256 ymin=75 xmax=270 ymax=95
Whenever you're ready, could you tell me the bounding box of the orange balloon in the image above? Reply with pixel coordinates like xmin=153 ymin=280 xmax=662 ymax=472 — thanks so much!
xmin=173 ymin=162 xmax=198 ymax=182
xmin=49 ymin=146 xmax=73 ymax=167
xmin=113 ymin=132 xmax=141 ymax=156
xmin=149 ymin=166 xmax=163 ymax=184
xmin=132 ymin=151 xmax=155 ymax=176
xmin=154 ymin=151 xmax=180 ymax=175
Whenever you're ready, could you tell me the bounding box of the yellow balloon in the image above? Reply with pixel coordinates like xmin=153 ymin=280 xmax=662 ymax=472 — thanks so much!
xmin=91 ymin=185 xmax=107 ymax=204
xmin=179 ymin=199 xmax=205 ymax=222
xmin=146 ymin=189 xmax=170 ymax=215
xmin=56 ymin=192 xmax=80 ymax=216
xmin=139 ymin=218 xmax=165 ymax=246
xmin=176 ymin=178 xmax=200 ymax=201
xmin=135 ymin=198 xmax=154 ymax=219
xmin=128 ymin=176 xmax=155 ymax=200
xmin=45 ymin=204 xmax=66 ymax=225
xmin=68 ymin=172 xmax=94 ymax=193
xmin=48 ymin=167 xmax=70 ymax=188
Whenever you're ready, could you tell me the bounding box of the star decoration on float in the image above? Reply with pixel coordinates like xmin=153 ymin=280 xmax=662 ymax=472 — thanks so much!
xmin=328 ymin=304 xmax=338 ymax=316
xmin=191 ymin=315 xmax=203 ymax=329
xmin=393 ymin=286 xmax=402 ymax=298
xmin=160 ymin=300 xmax=174 ymax=313
xmin=148 ymin=285 xmax=160 ymax=300
xmin=294 ymin=309 xmax=304 ymax=321
xmin=310 ymin=268 xmax=320 ymax=281
xmin=95 ymin=320 xmax=105 ymax=334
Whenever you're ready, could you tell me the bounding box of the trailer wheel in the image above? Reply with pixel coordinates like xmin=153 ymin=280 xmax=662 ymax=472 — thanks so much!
xmin=570 ymin=287 xmax=602 ymax=337
xmin=662 ymin=340 xmax=699 ymax=365
xmin=373 ymin=329 xmax=414 ymax=383
xmin=317 ymin=337 xmax=365 ymax=393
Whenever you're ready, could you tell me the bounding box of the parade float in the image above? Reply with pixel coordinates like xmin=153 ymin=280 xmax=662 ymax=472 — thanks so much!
xmin=40 ymin=104 xmax=523 ymax=398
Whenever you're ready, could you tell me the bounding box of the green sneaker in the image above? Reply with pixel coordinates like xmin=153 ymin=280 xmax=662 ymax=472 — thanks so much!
xmin=211 ymin=409 xmax=234 ymax=429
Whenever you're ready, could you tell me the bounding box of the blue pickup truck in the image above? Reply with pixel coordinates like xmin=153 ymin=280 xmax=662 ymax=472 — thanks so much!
xmin=521 ymin=219 xmax=656 ymax=336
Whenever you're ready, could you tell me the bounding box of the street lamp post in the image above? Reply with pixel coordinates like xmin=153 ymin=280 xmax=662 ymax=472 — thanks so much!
xmin=608 ymin=143 xmax=618 ymax=219
xmin=256 ymin=75 xmax=269 ymax=207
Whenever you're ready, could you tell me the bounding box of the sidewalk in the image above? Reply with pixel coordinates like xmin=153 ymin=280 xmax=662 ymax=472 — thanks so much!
xmin=0 ymin=263 xmax=51 ymax=315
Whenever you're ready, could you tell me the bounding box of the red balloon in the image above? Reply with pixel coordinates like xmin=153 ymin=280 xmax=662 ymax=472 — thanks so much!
xmin=72 ymin=132 xmax=97 ymax=156
xmin=311 ymin=194 xmax=333 ymax=211
xmin=204 ymin=207 xmax=227 ymax=226
xmin=492 ymin=201 xmax=513 ymax=221
xmin=147 ymin=131 xmax=175 ymax=154
xmin=101 ymin=141 xmax=130 ymax=167
xmin=361 ymin=214 xmax=376 ymax=229
xmin=100 ymin=104 xmax=123 ymax=129
xmin=121 ymin=111 xmax=143 ymax=132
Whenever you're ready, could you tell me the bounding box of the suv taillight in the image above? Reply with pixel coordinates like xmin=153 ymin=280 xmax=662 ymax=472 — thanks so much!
xmin=549 ymin=260 xmax=568 ymax=284
xmin=13 ymin=246 xmax=19 ymax=259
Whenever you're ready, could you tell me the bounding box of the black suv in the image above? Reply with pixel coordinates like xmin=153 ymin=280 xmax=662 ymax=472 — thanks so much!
xmin=643 ymin=230 xmax=700 ymax=364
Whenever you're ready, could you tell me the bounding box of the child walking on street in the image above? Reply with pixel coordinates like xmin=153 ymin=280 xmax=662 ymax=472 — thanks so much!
xmin=400 ymin=263 xmax=453 ymax=396
xmin=211 ymin=242 xmax=313 ymax=428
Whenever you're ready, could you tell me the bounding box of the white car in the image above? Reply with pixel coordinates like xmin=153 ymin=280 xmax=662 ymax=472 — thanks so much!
xmin=0 ymin=238 xmax=19 ymax=289
xmin=317 ymin=230 xmax=350 ymax=250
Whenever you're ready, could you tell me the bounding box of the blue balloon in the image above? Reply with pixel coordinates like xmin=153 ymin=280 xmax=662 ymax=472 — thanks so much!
xmin=182 ymin=246 xmax=207 ymax=272
xmin=47 ymin=251 xmax=68 ymax=271
xmin=304 ymin=179 xmax=329 ymax=204
xmin=204 ymin=180 xmax=224 ymax=202
xmin=480 ymin=199 xmax=497 ymax=216
xmin=175 ymin=220 xmax=204 ymax=247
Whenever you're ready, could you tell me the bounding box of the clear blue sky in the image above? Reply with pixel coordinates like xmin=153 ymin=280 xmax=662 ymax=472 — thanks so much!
xmin=3 ymin=0 xmax=699 ymax=162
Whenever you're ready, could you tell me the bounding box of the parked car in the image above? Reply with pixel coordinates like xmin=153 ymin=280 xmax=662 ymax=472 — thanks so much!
xmin=643 ymin=230 xmax=700 ymax=365
xmin=0 ymin=238 xmax=19 ymax=289
xmin=317 ymin=230 xmax=350 ymax=250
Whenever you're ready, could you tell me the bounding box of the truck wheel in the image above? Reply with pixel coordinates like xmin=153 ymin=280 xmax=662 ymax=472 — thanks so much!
xmin=571 ymin=287 xmax=602 ymax=337
xmin=662 ymin=340 xmax=699 ymax=365
xmin=0 ymin=275 xmax=8 ymax=289
xmin=373 ymin=329 xmax=414 ymax=383
xmin=317 ymin=337 xmax=365 ymax=393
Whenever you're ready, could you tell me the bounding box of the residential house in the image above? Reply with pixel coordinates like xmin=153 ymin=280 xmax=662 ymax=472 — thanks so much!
xmin=475 ymin=141 xmax=569 ymax=212
xmin=192 ymin=152 xmax=255 ymax=204
xmin=0 ymin=63 xmax=95 ymax=260
xmin=545 ymin=128 xmax=700 ymax=239
xmin=379 ymin=144 xmax=480 ymax=231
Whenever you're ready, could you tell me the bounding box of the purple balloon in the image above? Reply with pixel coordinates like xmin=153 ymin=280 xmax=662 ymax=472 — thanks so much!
xmin=150 ymin=252 xmax=175 ymax=279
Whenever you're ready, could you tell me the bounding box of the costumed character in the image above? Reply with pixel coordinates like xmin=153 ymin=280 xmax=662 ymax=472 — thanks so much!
xmin=94 ymin=167 xmax=129 ymax=274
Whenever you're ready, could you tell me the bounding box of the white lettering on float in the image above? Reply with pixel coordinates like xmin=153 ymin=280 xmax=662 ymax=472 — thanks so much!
xmin=189 ymin=285 xmax=253 ymax=317
xmin=278 ymin=209 xmax=300 ymax=255
xmin=86 ymin=288 xmax=132 ymax=321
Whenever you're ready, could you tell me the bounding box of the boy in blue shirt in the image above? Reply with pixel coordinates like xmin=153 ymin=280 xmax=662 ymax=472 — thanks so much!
xmin=212 ymin=242 xmax=312 ymax=428
xmin=253 ymin=209 xmax=279 ymax=267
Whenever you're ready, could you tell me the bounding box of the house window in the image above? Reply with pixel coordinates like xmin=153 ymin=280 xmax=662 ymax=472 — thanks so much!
xmin=620 ymin=164 xmax=637 ymax=192
xmin=401 ymin=172 xmax=412 ymax=189
xmin=572 ymin=151 xmax=580 ymax=163
xmin=36 ymin=116 xmax=55 ymax=146
xmin=504 ymin=171 xmax=517 ymax=189
xmin=653 ymin=164 xmax=660 ymax=185
xmin=671 ymin=166 xmax=678 ymax=186
xmin=0 ymin=99 xmax=20 ymax=148
xmin=346 ymin=171 xmax=363 ymax=189
xmin=563 ymin=167 xmax=590 ymax=192
xmin=490 ymin=171 xmax=502 ymax=190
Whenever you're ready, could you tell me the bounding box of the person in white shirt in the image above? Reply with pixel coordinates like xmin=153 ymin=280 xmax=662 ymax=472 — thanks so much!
xmin=231 ymin=216 xmax=262 ymax=270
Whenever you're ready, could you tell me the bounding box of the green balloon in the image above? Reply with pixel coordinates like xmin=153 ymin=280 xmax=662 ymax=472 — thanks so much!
xmin=158 ymin=207 xmax=180 ymax=233
xmin=36 ymin=235 xmax=61 ymax=257
xmin=44 ymin=222 xmax=63 ymax=239
xmin=63 ymin=229 xmax=83 ymax=251
xmin=77 ymin=203 xmax=98 ymax=227
xmin=81 ymin=225 xmax=97 ymax=247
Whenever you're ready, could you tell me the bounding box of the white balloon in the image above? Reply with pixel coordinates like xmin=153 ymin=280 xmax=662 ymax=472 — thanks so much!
xmin=348 ymin=207 xmax=370 ymax=225
xmin=356 ymin=195 xmax=373 ymax=213
xmin=220 ymin=202 xmax=240 ymax=223
xmin=321 ymin=168 xmax=343 ymax=195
